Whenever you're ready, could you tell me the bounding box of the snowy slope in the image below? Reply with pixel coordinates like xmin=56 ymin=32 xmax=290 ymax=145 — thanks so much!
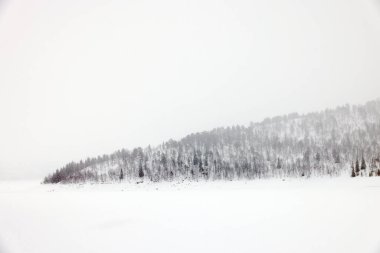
xmin=44 ymin=99 xmax=380 ymax=183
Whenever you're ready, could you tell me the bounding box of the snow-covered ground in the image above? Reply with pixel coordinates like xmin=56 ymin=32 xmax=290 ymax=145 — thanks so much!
xmin=1 ymin=178 xmax=380 ymax=253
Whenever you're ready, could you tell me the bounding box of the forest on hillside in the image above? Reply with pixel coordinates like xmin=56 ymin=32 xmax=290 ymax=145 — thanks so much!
xmin=43 ymin=99 xmax=380 ymax=183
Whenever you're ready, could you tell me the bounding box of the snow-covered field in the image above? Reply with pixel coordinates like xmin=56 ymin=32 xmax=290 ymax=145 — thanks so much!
xmin=1 ymin=178 xmax=380 ymax=253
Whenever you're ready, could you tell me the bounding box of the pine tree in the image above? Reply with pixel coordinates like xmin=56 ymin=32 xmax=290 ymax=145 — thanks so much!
xmin=119 ymin=168 xmax=124 ymax=181
xmin=371 ymin=158 xmax=377 ymax=170
xmin=361 ymin=156 xmax=366 ymax=170
xmin=199 ymin=159 xmax=204 ymax=173
xmin=138 ymin=162 xmax=144 ymax=178
xmin=193 ymin=152 xmax=199 ymax=166
xmin=276 ymin=158 xmax=282 ymax=169
xmin=351 ymin=163 xmax=356 ymax=177
xmin=355 ymin=159 xmax=360 ymax=174
xmin=351 ymin=162 xmax=356 ymax=177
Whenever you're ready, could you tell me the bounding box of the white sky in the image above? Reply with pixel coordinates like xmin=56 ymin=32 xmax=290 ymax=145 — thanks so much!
xmin=1 ymin=0 xmax=380 ymax=180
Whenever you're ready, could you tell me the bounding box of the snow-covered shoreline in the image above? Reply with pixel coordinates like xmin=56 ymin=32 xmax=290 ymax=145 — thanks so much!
xmin=1 ymin=178 xmax=380 ymax=253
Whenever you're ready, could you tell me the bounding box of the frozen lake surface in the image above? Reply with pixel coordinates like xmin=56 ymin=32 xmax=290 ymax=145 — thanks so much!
xmin=1 ymin=178 xmax=380 ymax=253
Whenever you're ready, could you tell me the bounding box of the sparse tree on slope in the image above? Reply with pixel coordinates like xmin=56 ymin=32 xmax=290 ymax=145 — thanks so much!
xmin=138 ymin=161 xmax=144 ymax=178
xmin=355 ymin=159 xmax=360 ymax=175
xmin=361 ymin=156 xmax=367 ymax=171
xmin=119 ymin=168 xmax=124 ymax=181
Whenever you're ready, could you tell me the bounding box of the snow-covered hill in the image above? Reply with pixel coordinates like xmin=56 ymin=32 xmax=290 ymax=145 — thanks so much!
xmin=44 ymin=99 xmax=380 ymax=183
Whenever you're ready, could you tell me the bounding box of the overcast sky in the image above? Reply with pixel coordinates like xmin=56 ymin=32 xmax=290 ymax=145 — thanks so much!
xmin=1 ymin=0 xmax=380 ymax=180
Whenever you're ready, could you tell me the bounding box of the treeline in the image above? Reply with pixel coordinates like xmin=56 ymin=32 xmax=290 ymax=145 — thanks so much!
xmin=43 ymin=99 xmax=380 ymax=183
xmin=351 ymin=156 xmax=380 ymax=177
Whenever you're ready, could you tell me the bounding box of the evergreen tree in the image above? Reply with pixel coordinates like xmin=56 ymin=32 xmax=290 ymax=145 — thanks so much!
xmin=138 ymin=162 xmax=144 ymax=178
xmin=199 ymin=159 xmax=204 ymax=173
xmin=276 ymin=158 xmax=282 ymax=169
xmin=361 ymin=156 xmax=366 ymax=170
xmin=193 ymin=152 xmax=199 ymax=166
xmin=351 ymin=162 xmax=356 ymax=177
xmin=119 ymin=168 xmax=124 ymax=181
xmin=355 ymin=159 xmax=360 ymax=174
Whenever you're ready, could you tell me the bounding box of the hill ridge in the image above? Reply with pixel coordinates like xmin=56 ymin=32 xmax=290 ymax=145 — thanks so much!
xmin=44 ymin=99 xmax=380 ymax=183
